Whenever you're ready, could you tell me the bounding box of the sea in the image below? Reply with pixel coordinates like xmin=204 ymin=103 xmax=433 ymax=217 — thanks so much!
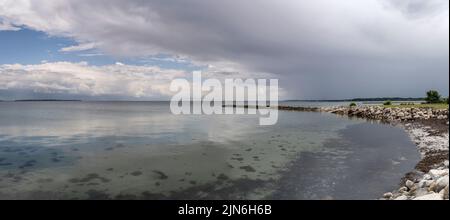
xmin=0 ymin=101 xmax=419 ymax=199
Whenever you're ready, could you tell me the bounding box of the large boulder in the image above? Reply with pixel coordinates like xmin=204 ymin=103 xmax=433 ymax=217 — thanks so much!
xmin=405 ymin=180 xmax=415 ymax=189
xmin=429 ymin=169 xmax=448 ymax=178
xmin=429 ymin=176 xmax=449 ymax=193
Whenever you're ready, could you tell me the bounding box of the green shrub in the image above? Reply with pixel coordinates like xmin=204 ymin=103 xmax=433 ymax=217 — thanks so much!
xmin=349 ymin=102 xmax=357 ymax=107
xmin=383 ymin=100 xmax=392 ymax=106
xmin=425 ymin=90 xmax=442 ymax=104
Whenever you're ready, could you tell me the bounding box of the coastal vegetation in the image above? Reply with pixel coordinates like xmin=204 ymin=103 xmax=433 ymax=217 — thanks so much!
xmin=381 ymin=91 xmax=449 ymax=109
xmin=383 ymin=100 xmax=392 ymax=106
xmin=425 ymin=90 xmax=442 ymax=104
xmin=383 ymin=103 xmax=449 ymax=109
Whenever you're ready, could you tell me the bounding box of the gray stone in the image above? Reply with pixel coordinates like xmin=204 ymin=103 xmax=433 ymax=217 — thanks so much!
xmin=383 ymin=192 xmax=393 ymax=199
xmin=414 ymin=188 xmax=430 ymax=197
xmin=406 ymin=180 xmax=415 ymax=189
xmin=432 ymin=176 xmax=449 ymax=192
xmin=441 ymin=185 xmax=449 ymax=200
xmin=423 ymin=174 xmax=432 ymax=180
xmin=429 ymin=169 xmax=448 ymax=177
xmin=398 ymin=186 xmax=408 ymax=193
xmin=418 ymin=180 xmax=432 ymax=188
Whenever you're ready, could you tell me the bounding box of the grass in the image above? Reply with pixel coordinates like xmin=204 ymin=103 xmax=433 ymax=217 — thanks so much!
xmin=383 ymin=103 xmax=449 ymax=109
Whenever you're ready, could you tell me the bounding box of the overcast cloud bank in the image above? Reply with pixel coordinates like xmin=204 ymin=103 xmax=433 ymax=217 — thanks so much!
xmin=0 ymin=0 xmax=448 ymax=99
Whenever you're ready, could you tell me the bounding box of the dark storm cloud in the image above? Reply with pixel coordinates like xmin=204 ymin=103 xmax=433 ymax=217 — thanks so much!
xmin=0 ymin=0 xmax=448 ymax=99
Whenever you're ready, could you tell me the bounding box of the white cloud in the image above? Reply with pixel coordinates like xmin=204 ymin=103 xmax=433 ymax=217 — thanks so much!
xmin=0 ymin=62 xmax=187 ymax=99
xmin=59 ymin=42 xmax=97 ymax=52
xmin=78 ymin=53 xmax=104 ymax=57
xmin=146 ymin=56 xmax=189 ymax=64
xmin=0 ymin=61 xmax=284 ymax=100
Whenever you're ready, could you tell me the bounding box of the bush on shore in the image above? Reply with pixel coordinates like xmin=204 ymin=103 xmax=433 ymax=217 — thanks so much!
xmin=425 ymin=90 xmax=442 ymax=104
xmin=383 ymin=100 xmax=392 ymax=106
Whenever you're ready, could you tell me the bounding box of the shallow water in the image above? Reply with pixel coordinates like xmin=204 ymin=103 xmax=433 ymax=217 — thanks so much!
xmin=0 ymin=102 xmax=419 ymax=199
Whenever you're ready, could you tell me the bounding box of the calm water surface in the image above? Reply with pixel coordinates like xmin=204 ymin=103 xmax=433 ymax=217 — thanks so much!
xmin=0 ymin=102 xmax=419 ymax=199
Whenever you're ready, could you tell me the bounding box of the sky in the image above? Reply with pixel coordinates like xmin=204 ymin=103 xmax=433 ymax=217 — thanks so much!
xmin=0 ymin=0 xmax=448 ymax=101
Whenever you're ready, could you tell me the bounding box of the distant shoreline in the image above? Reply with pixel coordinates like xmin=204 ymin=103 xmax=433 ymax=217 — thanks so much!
xmin=0 ymin=98 xmax=427 ymax=103
xmin=13 ymin=99 xmax=82 ymax=102
xmin=284 ymin=97 xmax=425 ymax=102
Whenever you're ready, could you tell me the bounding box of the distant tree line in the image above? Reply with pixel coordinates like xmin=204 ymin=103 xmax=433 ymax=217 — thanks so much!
xmin=350 ymin=97 xmax=424 ymax=102
xmin=14 ymin=99 xmax=82 ymax=102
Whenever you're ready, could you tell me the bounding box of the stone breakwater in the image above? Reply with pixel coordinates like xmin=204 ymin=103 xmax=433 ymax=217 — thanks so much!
xmin=320 ymin=106 xmax=448 ymax=122
xmin=318 ymin=105 xmax=449 ymax=200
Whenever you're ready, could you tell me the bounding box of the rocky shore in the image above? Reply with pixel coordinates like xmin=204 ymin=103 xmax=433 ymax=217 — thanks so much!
xmin=318 ymin=105 xmax=449 ymax=200
xmin=320 ymin=106 xmax=448 ymax=122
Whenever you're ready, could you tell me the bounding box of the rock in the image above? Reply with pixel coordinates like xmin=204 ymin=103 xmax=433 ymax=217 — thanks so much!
xmin=430 ymin=176 xmax=449 ymax=193
xmin=445 ymin=161 xmax=449 ymax=168
xmin=423 ymin=174 xmax=432 ymax=180
xmin=406 ymin=180 xmax=415 ymax=189
xmin=383 ymin=192 xmax=393 ymax=199
xmin=418 ymin=180 xmax=426 ymax=188
xmin=398 ymin=186 xmax=408 ymax=194
xmin=414 ymin=188 xmax=430 ymax=197
xmin=394 ymin=195 xmax=408 ymax=200
xmin=441 ymin=185 xmax=449 ymax=200
xmin=428 ymin=182 xmax=437 ymax=192
xmin=429 ymin=169 xmax=448 ymax=178
xmin=418 ymin=180 xmax=433 ymax=188
xmin=413 ymin=193 xmax=443 ymax=200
